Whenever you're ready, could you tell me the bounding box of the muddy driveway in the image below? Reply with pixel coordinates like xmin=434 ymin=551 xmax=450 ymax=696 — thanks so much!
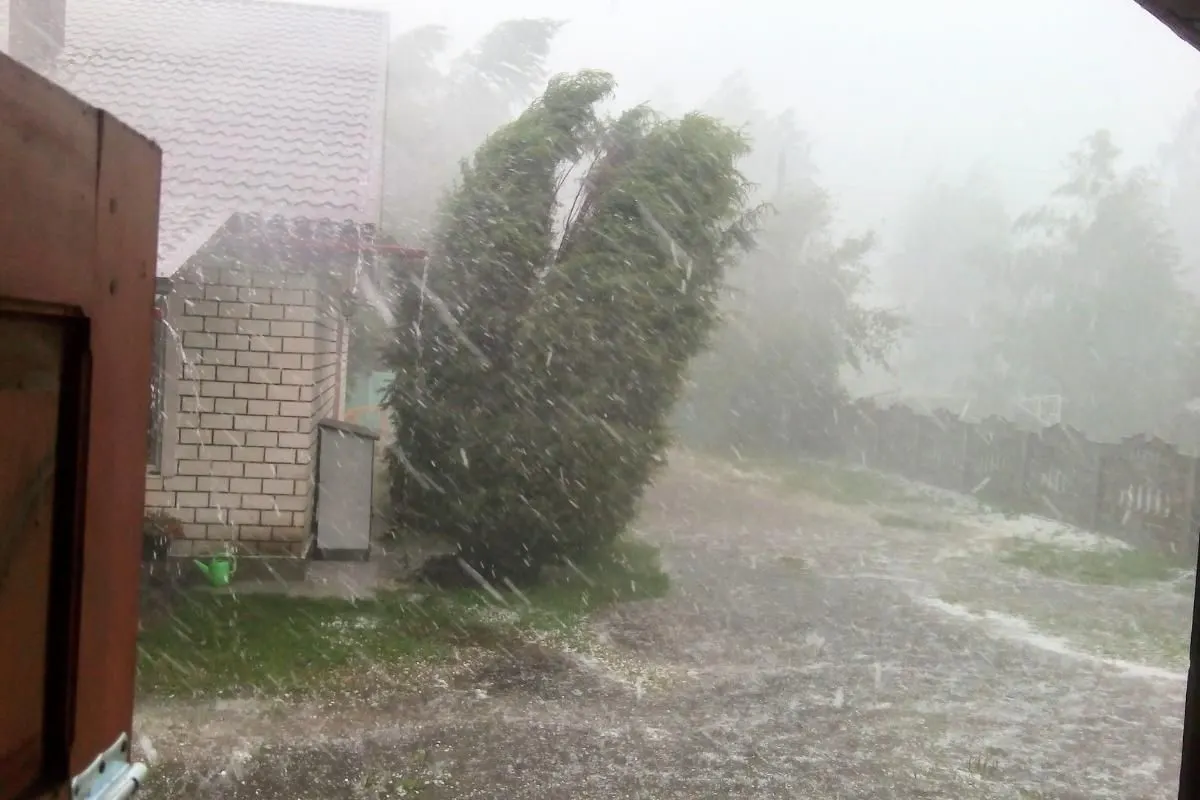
xmin=140 ymin=454 xmax=1188 ymax=799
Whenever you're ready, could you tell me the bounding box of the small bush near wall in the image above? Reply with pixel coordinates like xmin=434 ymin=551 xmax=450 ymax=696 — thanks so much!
xmin=142 ymin=510 xmax=183 ymax=563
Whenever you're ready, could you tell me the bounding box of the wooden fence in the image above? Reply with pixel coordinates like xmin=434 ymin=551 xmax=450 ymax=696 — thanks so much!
xmin=835 ymin=401 xmax=1200 ymax=559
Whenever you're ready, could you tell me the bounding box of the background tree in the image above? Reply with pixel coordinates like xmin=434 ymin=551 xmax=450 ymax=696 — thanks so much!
xmin=676 ymin=80 xmax=899 ymax=456
xmin=349 ymin=20 xmax=564 ymax=395
xmin=975 ymin=130 xmax=1190 ymax=438
xmin=513 ymin=109 xmax=758 ymax=559
xmin=878 ymin=171 xmax=1011 ymax=406
xmin=380 ymin=19 xmax=564 ymax=243
xmin=679 ymin=187 xmax=900 ymax=455
xmin=1157 ymin=91 xmax=1200 ymax=421
xmin=703 ymin=72 xmax=817 ymax=199
xmin=382 ymin=72 xmax=755 ymax=580
xmin=1159 ymin=89 xmax=1200 ymax=297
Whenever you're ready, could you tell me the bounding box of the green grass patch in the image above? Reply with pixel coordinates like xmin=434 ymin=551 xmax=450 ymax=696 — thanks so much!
xmin=768 ymin=459 xmax=910 ymax=505
xmin=137 ymin=536 xmax=668 ymax=699
xmin=999 ymin=541 xmax=1190 ymax=586
xmin=692 ymin=447 xmax=926 ymax=507
xmin=873 ymin=511 xmax=955 ymax=532
xmin=1027 ymin=603 xmax=1188 ymax=669
xmin=776 ymin=555 xmax=812 ymax=573
xmin=531 ymin=536 xmax=670 ymax=620
xmin=963 ymin=751 xmax=1004 ymax=780
xmin=938 ymin=586 xmax=1192 ymax=670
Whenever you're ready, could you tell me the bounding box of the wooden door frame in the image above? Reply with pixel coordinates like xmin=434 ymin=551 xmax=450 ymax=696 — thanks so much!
xmin=0 ymin=51 xmax=161 ymax=796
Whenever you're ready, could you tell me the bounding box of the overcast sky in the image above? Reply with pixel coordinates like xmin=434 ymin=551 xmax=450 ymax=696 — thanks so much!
xmin=309 ymin=0 xmax=1200 ymax=242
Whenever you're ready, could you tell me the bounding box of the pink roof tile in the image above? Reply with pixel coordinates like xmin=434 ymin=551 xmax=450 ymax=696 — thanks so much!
xmin=3 ymin=0 xmax=389 ymax=276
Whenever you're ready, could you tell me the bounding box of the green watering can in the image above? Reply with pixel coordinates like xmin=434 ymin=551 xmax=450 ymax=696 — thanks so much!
xmin=194 ymin=554 xmax=237 ymax=587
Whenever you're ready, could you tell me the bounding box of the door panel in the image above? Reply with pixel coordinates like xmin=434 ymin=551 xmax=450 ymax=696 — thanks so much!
xmin=0 ymin=50 xmax=161 ymax=798
xmin=0 ymin=315 xmax=63 ymax=798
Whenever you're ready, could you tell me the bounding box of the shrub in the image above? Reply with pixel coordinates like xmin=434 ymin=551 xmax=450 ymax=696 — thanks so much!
xmin=142 ymin=510 xmax=183 ymax=562
xmin=383 ymin=72 xmax=755 ymax=582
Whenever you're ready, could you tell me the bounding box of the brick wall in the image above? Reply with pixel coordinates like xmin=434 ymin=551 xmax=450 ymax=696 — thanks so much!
xmin=144 ymin=266 xmax=344 ymax=557
xmin=306 ymin=283 xmax=350 ymax=541
xmin=312 ymin=290 xmax=342 ymax=433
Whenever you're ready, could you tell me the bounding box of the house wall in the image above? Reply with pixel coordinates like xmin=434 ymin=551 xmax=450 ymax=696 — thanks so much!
xmin=144 ymin=266 xmax=345 ymax=556
xmin=312 ymin=293 xmax=343 ymax=432
xmin=308 ymin=287 xmax=351 ymax=539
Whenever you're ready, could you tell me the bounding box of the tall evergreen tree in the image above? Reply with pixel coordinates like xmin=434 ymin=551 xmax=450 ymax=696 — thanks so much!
xmin=882 ymin=172 xmax=1011 ymax=404
xmin=977 ymin=130 xmax=1189 ymax=437
xmin=382 ymin=73 xmax=756 ymax=580
xmin=347 ymin=19 xmax=565 ymax=393
xmin=381 ymin=18 xmax=564 ymax=243
xmin=681 ymin=187 xmax=900 ymax=455
xmin=1159 ymin=89 xmax=1200 ymax=296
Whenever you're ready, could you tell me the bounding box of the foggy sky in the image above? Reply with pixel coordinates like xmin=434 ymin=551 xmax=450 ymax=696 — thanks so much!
xmin=307 ymin=0 xmax=1200 ymax=245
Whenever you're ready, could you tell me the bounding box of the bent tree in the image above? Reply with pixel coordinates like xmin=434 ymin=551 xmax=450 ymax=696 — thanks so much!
xmin=382 ymin=70 xmax=756 ymax=581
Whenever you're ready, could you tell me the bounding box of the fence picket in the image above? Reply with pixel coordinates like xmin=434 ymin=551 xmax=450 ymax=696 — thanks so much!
xmin=837 ymin=402 xmax=1199 ymax=558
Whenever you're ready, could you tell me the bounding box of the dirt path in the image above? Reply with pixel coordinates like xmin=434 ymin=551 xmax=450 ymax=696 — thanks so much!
xmin=139 ymin=454 xmax=1188 ymax=799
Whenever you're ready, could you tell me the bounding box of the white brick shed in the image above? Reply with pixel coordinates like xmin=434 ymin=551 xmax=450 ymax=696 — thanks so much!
xmin=0 ymin=0 xmax=396 ymax=557
xmin=144 ymin=214 xmax=388 ymax=557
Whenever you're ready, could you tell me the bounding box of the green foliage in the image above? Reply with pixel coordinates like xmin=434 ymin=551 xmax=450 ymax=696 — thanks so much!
xmin=511 ymin=110 xmax=757 ymax=562
xmin=999 ymin=540 xmax=1191 ymax=586
xmin=679 ymin=186 xmax=901 ymax=455
xmin=1161 ymin=90 xmax=1200 ymax=291
xmin=381 ymin=18 xmax=564 ymax=242
xmin=142 ymin=509 xmax=184 ymax=540
xmin=767 ymin=457 xmax=912 ymax=505
xmin=343 ymin=291 xmax=392 ymax=392
xmin=370 ymin=18 xmax=565 ymax=383
xmin=882 ymin=172 xmax=1011 ymax=401
xmin=702 ymin=71 xmax=815 ymax=200
xmin=674 ymin=81 xmax=899 ymax=456
xmin=382 ymin=73 xmax=754 ymax=579
xmin=975 ymin=130 xmax=1190 ymax=438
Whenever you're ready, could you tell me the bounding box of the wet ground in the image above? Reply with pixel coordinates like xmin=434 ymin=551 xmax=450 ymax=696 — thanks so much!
xmin=138 ymin=454 xmax=1189 ymax=799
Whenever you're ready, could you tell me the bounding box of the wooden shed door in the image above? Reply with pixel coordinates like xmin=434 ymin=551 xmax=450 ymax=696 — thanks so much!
xmin=0 ymin=312 xmax=83 ymax=798
xmin=0 ymin=52 xmax=161 ymax=799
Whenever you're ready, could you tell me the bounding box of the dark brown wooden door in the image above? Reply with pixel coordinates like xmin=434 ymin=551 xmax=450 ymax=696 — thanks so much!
xmin=0 ymin=51 xmax=161 ymax=799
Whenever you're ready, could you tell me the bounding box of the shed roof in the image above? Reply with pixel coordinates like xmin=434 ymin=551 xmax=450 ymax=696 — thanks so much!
xmin=2 ymin=0 xmax=389 ymax=277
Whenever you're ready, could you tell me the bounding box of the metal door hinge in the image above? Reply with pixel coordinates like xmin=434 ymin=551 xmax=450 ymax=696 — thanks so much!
xmin=71 ymin=733 xmax=147 ymax=799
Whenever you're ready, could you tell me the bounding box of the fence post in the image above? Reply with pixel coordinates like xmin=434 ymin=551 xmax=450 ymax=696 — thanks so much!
xmin=1184 ymin=455 xmax=1199 ymax=557
xmin=911 ymin=413 xmax=922 ymax=481
xmin=1090 ymin=444 xmax=1105 ymax=531
xmin=1016 ymin=430 xmax=1033 ymax=511
xmin=959 ymin=422 xmax=971 ymax=494
xmin=874 ymin=407 xmax=883 ymax=467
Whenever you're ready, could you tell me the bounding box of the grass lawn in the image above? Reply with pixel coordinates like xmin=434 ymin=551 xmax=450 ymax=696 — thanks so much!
xmin=722 ymin=453 xmax=970 ymax=528
xmin=872 ymin=510 xmax=956 ymax=532
xmin=999 ymin=540 xmax=1192 ymax=587
xmin=137 ymin=537 xmax=669 ymax=699
xmin=939 ymin=583 xmax=1192 ymax=671
xmin=941 ymin=539 xmax=1196 ymax=670
xmin=710 ymin=449 xmax=914 ymax=507
xmin=773 ymin=459 xmax=910 ymax=505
